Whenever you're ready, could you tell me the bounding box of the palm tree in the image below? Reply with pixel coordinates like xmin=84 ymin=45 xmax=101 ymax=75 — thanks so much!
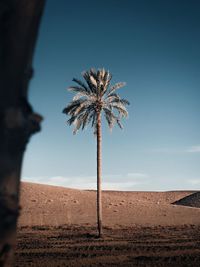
xmin=63 ymin=68 xmax=129 ymax=238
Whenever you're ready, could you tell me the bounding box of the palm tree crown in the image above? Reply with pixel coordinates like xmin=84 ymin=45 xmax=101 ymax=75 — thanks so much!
xmin=63 ymin=68 xmax=129 ymax=134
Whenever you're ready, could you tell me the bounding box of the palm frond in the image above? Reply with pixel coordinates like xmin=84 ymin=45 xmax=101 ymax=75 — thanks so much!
xmin=81 ymin=112 xmax=90 ymax=130
xmin=103 ymin=107 xmax=118 ymax=130
xmin=107 ymin=82 xmax=126 ymax=96
xmin=82 ymin=71 xmax=96 ymax=93
xmin=68 ymin=86 xmax=88 ymax=94
xmin=112 ymin=103 xmax=128 ymax=117
xmin=73 ymin=103 xmax=87 ymax=116
xmin=89 ymin=75 xmax=97 ymax=88
xmin=67 ymin=115 xmax=77 ymax=125
xmin=105 ymin=93 xmax=120 ymax=103
xmin=113 ymin=98 xmax=130 ymax=106
xmin=73 ymin=92 xmax=86 ymax=101
xmin=91 ymin=112 xmax=97 ymax=127
xmin=116 ymin=119 xmax=123 ymax=129
xmin=90 ymin=68 xmax=98 ymax=81
xmin=62 ymin=99 xmax=84 ymax=115
xmin=101 ymin=71 xmax=112 ymax=96
xmin=73 ymin=117 xmax=82 ymax=134
xmin=72 ymin=78 xmax=89 ymax=92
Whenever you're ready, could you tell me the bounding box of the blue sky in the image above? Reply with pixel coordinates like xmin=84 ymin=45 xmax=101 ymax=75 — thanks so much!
xmin=22 ymin=0 xmax=200 ymax=191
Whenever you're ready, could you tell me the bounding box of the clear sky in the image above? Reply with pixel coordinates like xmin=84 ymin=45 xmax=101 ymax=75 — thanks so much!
xmin=22 ymin=0 xmax=200 ymax=191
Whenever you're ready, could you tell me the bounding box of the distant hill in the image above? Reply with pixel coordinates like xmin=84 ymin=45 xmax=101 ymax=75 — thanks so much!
xmin=173 ymin=192 xmax=200 ymax=208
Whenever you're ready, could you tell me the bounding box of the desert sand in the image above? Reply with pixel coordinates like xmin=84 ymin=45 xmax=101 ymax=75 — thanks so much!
xmin=15 ymin=182 xmax=200 ymax=266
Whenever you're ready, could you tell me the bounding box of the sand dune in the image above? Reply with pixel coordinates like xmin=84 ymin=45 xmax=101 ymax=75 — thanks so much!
xmin=19 ymin=182 xmax=200 ymax=227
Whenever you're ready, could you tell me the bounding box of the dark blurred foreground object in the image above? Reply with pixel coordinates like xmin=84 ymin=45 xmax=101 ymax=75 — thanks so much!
xmin=0 ymin=0 xmax=45 ymax=266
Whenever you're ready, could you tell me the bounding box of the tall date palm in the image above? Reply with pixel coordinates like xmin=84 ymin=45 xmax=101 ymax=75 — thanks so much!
xmin=63 ymin=68 xmax=129 ymax=237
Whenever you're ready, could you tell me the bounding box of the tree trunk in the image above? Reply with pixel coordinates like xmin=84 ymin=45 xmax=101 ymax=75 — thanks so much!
xmin=96 ymin=112 xmax=102 ymax=238
xmin=0 ymin=0 xmax=45 ymax=266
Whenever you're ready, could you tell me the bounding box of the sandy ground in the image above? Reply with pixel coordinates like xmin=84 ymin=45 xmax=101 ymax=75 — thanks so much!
xmin=18 ymin=182 xmax=200 ymax=227
xmin=15 ymin=182 xmax=200 ymax=266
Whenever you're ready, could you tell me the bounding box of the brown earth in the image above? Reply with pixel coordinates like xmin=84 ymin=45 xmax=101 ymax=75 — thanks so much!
xmin=15 ymin=182 xmax=200 ymax=266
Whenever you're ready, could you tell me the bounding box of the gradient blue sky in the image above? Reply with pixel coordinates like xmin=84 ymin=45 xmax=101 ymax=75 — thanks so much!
xmin=22 ymin=0 xmax=200 ymax=191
